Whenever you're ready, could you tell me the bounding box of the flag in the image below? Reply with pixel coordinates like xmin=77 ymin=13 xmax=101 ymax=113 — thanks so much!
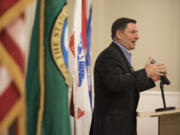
xmin=69 ymin=0 xmax=92 ymax=134
xmin=26 ymin=0 xmax=71 ymax=135
xmin=86 ymin=0 xmax=93 ymax=109
xmin=0 ymin=0 xmax=33 ymax=134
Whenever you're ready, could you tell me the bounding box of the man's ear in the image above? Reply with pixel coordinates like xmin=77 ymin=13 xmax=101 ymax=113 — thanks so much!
xmin=116 ymin=30 xmax=122 ymax=40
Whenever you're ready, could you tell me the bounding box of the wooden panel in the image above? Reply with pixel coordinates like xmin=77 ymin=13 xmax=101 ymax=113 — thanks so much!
xmin=159 ymin=114 xmax=180 ymax=135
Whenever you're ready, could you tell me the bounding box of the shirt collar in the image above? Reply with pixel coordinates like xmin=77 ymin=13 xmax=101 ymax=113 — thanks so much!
xmin=113 ymin=41 xmax=131 ymax=56
xmin=113 ymin=40 xmax=132 ymax=66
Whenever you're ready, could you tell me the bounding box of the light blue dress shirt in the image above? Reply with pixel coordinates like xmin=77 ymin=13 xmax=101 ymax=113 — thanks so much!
xmin=113 ymin=41 xmax=132 ymax=66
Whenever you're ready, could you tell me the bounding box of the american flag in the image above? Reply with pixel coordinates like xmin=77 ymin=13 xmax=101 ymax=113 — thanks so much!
xmin=0 ymin=0 xmax=34 ymax=134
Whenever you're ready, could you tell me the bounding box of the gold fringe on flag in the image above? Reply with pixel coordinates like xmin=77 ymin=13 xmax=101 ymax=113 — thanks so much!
xmin=0 ymin=0 xmax=36 ymax=134
xmin=0 ymin=43 xmax=25 ymax=135
xmin=0 ymin=0 xmax=35 ymax=32
xmin=36 ymin=0 xmax=45 ymax=135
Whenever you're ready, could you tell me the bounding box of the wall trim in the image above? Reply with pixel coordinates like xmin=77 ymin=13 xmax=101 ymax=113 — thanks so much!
xmin=140 ymin=90 xmax=180 ymax=96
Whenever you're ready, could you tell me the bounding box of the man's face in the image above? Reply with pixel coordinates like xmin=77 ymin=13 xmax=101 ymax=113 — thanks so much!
xmin=117 ymin=23 xmax=139 ymax=50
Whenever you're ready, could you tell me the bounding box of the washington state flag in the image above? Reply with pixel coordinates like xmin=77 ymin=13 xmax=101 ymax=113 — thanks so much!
xmin=26 ymin=0 xmax=71 ymax=135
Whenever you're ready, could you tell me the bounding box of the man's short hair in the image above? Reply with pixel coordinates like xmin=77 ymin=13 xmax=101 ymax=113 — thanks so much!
xmin=111 ymin=17 xmax=136 ymax=39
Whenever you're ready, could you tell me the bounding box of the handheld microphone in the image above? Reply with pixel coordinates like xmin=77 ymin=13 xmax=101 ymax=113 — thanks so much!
xmin=151 ymin=59 xmax=170 ymax=85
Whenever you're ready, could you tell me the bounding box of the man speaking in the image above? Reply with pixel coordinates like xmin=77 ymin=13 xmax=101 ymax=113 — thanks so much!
xmin=90 ymin=18 xmax=167 ymax=135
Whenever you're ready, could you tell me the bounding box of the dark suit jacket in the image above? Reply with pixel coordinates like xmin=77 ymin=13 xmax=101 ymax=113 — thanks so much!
xmin=90 ymin=42 xmax=155 ymax=135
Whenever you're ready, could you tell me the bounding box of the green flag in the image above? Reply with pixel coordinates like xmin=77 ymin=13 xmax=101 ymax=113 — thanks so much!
xmin=26 ymin=0 xmax=71 ymax=135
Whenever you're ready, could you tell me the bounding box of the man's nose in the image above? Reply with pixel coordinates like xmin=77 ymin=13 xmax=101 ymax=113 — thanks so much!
xmin=135 ymin=34 xmax=139 ymax=40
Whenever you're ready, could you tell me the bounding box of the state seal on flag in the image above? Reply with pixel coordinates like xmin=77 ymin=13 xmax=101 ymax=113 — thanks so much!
xmin=50 ymin=4 xmax=69 ymax=85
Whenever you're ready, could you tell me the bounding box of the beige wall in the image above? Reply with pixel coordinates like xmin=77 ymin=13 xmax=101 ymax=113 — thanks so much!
xmin=92 ymin=0 xmax=180 ymax=91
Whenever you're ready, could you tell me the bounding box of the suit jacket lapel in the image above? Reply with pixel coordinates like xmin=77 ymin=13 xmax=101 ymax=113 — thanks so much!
xmin=111 ymin=42 xmax=134 ymax=73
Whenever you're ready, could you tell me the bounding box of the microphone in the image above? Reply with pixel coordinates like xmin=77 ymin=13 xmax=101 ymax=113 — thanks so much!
xmin=151 ymin=59 xmax=170 ymax=85
xmin=151 ymin=59 xmax=175 ymax=112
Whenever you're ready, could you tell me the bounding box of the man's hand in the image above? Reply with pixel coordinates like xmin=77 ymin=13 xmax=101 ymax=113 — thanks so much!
xmin=145 ymin=57 xmax=167 ymax=82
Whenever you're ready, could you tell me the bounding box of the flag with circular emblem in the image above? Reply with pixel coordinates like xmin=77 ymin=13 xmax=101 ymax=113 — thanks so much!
xmin=26 ymin=0 xmax=71 ymax=135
